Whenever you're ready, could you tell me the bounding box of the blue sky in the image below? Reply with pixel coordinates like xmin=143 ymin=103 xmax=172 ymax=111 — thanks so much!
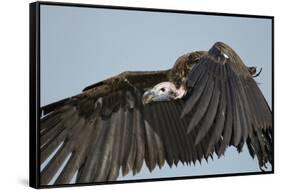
xmin=40 ymin=5 xmax=272 ymax=182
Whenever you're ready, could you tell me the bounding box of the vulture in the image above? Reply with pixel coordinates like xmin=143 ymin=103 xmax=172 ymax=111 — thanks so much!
xmin=40 ymin=42 xmax=272 ymax=185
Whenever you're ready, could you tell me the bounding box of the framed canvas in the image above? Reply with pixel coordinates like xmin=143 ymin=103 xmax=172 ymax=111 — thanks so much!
xmin=29 ymin=1 xmax=274 ymax=188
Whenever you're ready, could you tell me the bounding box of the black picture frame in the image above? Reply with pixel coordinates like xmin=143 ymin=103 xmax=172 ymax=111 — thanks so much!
xmin=29 ymin=1 xmax=274 ymax=189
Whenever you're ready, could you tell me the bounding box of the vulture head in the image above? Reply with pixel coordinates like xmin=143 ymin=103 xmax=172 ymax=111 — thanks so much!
xmin=142 ymin=82 xmax=186 ymax=104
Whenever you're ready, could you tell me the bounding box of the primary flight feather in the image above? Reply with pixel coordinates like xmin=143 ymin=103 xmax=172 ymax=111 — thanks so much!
xmin=40 ymin=42 xmax=272 ymax=185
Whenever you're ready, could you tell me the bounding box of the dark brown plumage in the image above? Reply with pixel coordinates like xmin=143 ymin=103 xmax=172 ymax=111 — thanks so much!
xmin=168 ymin=51 xmax=207 ymax=89
xmin=40 ymin=42 xmax=272 ymax=185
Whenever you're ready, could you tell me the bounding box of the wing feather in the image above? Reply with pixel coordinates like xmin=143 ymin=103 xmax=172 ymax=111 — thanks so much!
xmin=143 ymin=104 xmax=167 ymax=169
xmin=121 ymin=110 xmax=134 ymax=176
xmin=55 ymin=121 xmax=94 ymax=184
xmin=107 ymin=109 xmax=123 ymax=181
xmin=76 ymin=117 xmax=105 ymax=183
xmin=181 ymin=70 xmax=209 ymax=116
xmin=168 ymin=101 xmax=191 ymax=164
xmin=195 ymin=77 xmax=220 ymax=145
xmin=120 ymin=110 xmax=133 ymax=176
xmin=226 ymin=64 xmax=242 ymax=146
xmin=153 ymin=104 xmax=179 ymax=166
xmin=159 ymin=103 xmax=182 ymax=165
xmin=186 ymin=75 xmax=215 ymax=133
xmin=143 ymin=116 xmax=157 ymax=172
xmin=41 ymin=117 xmax=86 ymax=185
xmin=133 ymin=109 xmax=146 ymax=173
xmin=207 ymin=77 xmax=227 ymax=154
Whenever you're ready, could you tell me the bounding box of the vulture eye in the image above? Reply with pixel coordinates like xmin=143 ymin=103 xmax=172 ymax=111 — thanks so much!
xmin=160 ymin=88 xmax=166 ymax=92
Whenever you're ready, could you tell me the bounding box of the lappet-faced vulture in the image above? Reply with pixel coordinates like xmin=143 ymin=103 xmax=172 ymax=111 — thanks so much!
xmin=40 ymin=42 xmax=272 ymax=185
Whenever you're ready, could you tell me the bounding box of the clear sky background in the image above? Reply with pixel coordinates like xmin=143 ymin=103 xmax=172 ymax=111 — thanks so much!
xmin=40 ymin=5 xmax=272 ymax=182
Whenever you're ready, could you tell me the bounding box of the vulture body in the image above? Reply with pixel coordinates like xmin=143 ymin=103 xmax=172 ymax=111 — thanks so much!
xmin=40 ymin=42 xmax=272 ymax=185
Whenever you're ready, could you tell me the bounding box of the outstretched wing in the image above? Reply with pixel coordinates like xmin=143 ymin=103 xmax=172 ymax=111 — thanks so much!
xmin=40 ymin=70 xmax=213 ymax=185
xmin=181 ymin=42 xmax=272 ymax=167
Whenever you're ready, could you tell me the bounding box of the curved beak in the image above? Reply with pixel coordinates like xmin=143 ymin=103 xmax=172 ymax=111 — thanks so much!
xmin=142 ymin=89 xmax=155 ymax=105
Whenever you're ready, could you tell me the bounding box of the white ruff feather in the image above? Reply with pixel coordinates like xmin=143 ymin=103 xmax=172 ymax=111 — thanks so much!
xmin=223 ymin=53 xmax=229 ymax=59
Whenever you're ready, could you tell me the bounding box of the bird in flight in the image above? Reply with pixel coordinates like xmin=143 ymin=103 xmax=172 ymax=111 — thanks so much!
xmin=40 ymin=42 xmax=272 ymax=185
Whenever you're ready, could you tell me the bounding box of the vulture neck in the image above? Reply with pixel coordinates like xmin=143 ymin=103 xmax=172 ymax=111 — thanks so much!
xmin=169 ymin=51 xmax=207 ymax=88
xmin=174 ymin=85 xmax=186 ymax=99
